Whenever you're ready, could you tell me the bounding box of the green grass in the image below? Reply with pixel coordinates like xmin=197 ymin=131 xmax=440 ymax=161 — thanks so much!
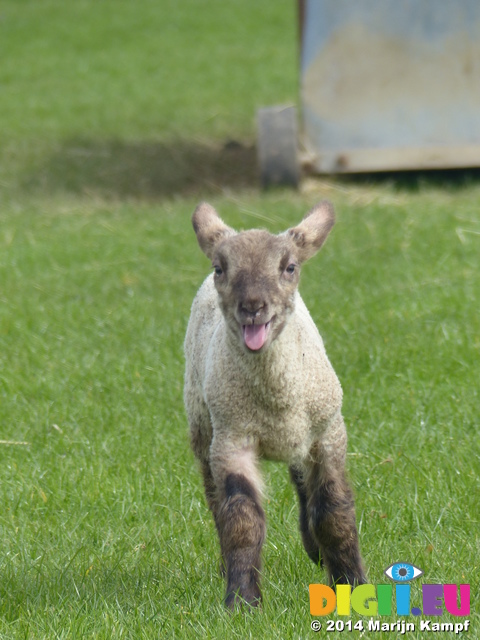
xmin=1 ymin=1 xmax=479 ymax=638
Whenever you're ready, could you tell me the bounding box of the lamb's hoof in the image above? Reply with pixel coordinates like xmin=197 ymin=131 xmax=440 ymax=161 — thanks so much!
xmin=349 ymin=568 xmax=368 ymax=586
xmin=330 ymin=569 xmax=367 ymax=587
xmin=225 ymin=587 xmax=262 ymax=611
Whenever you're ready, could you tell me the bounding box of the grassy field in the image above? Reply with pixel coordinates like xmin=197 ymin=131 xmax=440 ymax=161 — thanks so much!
xmin=1 ymin=2 xmax=479 ymax=638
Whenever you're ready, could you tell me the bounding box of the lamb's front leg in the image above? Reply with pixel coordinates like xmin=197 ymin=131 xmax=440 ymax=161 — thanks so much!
xmin=211 ymin=447 xmax=265 ymax=609
xmin=305 ymin=439 xmax=366 ymax=585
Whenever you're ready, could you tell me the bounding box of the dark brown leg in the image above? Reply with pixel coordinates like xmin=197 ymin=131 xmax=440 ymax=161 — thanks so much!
xmin=217 ymin=473 xmax=266 ymax=608
xmin=201 ymin=461 xmax=219 ymax=525
xmin=289 ymin=465 xmax=320 ymax=564
xmin=201 ymin=461 xmax=227 ymax=575
xmin=305 ymin=462 xmax=366 ymax=585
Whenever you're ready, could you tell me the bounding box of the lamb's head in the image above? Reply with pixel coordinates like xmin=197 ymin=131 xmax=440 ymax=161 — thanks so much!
xmin=192 ymin=201 xmax=335 ymax=353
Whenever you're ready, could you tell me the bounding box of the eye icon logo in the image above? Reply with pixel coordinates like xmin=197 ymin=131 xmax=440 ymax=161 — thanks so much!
xmin=384 ymin=562 xmax=423 ymax=582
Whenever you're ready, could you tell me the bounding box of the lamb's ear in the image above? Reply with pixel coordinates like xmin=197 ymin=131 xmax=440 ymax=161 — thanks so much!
xmin=287 ymin=200 xmax=335 ymax=263
xmin=192 ymin=202 xmax=236 ymax=260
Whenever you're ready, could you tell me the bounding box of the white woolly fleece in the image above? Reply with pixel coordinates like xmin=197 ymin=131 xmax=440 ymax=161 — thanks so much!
xmin=184 ymin=274 xmax=348 ymax=490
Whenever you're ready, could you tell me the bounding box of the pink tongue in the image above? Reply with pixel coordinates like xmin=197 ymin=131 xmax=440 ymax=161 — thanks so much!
xmin=243 ymin=323 xmax=267 ymax=351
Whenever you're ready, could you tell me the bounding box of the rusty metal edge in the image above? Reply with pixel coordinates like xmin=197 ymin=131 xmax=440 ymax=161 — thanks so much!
xmin=300 ymin=145 xmax=480 ymax=174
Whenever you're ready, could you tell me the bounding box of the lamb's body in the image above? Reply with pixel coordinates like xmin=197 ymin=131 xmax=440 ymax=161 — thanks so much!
xmin=185 ymin=274 xmax=345 ymax=467
xmin=184 ymin=202 xmax=365 ymax=608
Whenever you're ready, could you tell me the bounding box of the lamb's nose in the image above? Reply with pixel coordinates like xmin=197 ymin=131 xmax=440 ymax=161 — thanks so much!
xmin=240 ymin=301 xmax=265 ymax=318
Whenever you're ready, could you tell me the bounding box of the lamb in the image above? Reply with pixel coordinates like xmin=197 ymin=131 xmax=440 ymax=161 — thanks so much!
xmin=183 ymin=201 xmax=366 ymax=609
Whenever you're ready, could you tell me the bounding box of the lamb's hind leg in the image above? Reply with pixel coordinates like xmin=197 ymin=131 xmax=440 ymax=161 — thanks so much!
xmin=289 ymin=465 xmax=320 ymax=565
xmin=212 ymin=449 xmax=265 ymax=609
xmin=201 ymin=461 xmax=220 ymax=525
xmin=200 ymin=461 xmax=227 ymax=575
xmin=305 ymin=443 xmax=366 ymax=585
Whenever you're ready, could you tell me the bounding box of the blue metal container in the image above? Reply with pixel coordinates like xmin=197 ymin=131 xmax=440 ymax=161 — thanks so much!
xmin=300 ymin=0 xmax=480 ymax=172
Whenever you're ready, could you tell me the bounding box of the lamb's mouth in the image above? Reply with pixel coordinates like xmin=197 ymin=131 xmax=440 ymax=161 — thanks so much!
xmin=242 ymin=319 xmax=272 ymax=351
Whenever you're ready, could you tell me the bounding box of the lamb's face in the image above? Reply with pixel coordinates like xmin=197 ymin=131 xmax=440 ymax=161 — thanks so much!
xmin=212 ymin=230 xmax=300 ymax=352
xmin=192 ymin=201 xmax=335 ymax=353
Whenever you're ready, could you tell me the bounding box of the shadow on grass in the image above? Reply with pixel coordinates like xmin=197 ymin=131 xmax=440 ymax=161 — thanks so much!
xmin=23 ymin=138 xmax=258 ymax=200
xmin=331 ymin=167 xmax=480 ymax=192
xmin=20 ymin=137 xmax=480 ymax=201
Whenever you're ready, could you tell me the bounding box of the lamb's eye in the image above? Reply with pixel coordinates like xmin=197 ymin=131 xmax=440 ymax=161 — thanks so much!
xmin=285 ymin=263 xmax=296 ymax=275
xmin=213 ymin=265 xmax=223 ymax=276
